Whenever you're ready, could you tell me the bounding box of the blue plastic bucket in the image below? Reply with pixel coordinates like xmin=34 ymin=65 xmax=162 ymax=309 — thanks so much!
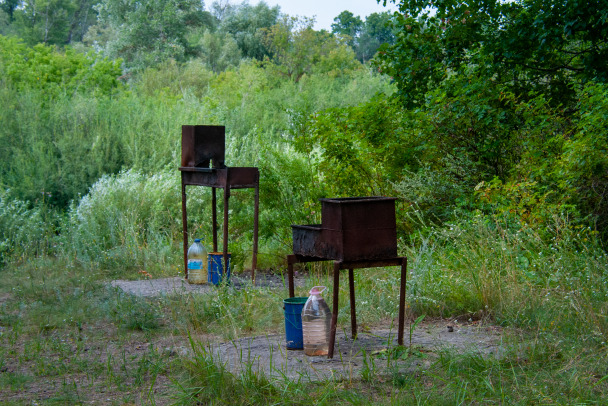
xmin=283 ymin=297 xmax=307 ymax=350
xmin=208 ymin=252 xmax=231 ymax=285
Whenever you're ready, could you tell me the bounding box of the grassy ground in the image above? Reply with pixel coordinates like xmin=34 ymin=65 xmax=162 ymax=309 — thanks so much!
xmin=1 ymin=219 xmax=608 ymax=404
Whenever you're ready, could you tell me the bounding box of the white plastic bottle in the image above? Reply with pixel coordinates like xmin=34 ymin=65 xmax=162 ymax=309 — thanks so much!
xmin=301 ymin=286 xmax=331 ymax=356
xmin=187 ymin=238 xmax=208 ymax=284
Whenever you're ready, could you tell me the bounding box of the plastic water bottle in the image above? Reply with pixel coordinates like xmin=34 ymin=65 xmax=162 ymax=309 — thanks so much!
xmin=187 ymin=238 xmax=208 ymax=284
xmin=301 ymin=286 xmax=331 ymax=356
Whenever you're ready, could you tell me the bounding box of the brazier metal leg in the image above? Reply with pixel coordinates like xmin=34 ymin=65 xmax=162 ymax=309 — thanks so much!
xmin=223 ymin=187 xmax=230 ymax=277
xmin=398 ymin=257 xmax=407 ymax=346
xmin=349 ymin=268 xmax=357 ymax=339
xmin=181 ymin=179 xmax=189 ymax=279
xmin=287 ymin=255 xmax=295 ymax=298
xmin=252 ymin=176 xmax=259 ymax=284
xmin=212 ymin=187 xmax=218 ymax=252
xmin=328 ymin=261 xmax=341 ymax=359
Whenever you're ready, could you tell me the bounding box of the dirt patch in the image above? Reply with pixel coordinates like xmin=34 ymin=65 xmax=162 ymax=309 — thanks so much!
xmin=111 ymin=276 xmax=507 ymax=382
xmin=0 ymin=322 xmax=194 ymax=405
xmin=206 ymin=320 xmax=505 ymax=381
xmin=110 ymin=271 xmax=303 ymax=297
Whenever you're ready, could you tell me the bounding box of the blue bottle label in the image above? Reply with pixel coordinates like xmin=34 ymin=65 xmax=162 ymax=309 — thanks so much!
xmin=188 ymin=259 xmax=203 ymax=270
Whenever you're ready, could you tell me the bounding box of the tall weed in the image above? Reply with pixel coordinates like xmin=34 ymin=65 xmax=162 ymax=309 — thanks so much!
xmin=61 ymin=169 xmax=209 ymax=278
xmin=405 ymin=212 xmax=608 ymax=346
xmin=0 ymin=190 xmax=56 ymax=266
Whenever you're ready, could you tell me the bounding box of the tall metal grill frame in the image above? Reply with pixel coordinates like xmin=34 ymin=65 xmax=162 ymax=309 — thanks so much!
xmin=179 ymin=125 xmax=259 ymax=283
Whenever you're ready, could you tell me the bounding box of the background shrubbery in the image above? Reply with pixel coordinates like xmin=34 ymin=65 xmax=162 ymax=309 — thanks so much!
xmin=0 ymin=0 xmax=606 ymax=290
xmin=1 ymin=0 xmax=608 ymax=403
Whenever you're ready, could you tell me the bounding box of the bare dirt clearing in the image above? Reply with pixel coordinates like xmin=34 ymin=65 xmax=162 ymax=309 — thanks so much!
xmin=109 ymin=271 xmax=298 ymax=297
xmin=112 ymin=276 xmax=507 ymax=381
xmin=1 ymin=274 xmax=509 ymax=405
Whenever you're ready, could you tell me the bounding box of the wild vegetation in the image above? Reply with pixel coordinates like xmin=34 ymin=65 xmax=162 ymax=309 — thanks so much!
xmin=1 ymin=0 xmax=607 ymax=404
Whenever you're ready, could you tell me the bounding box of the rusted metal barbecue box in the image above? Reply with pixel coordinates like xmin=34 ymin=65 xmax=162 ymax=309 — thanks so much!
xmin=181 ymin=125 xmax=225 ymax=169
xmin=179 ymin=124 xmax=260 ymax=281
xmin=292 ymin=197 xmax=398 ymax=261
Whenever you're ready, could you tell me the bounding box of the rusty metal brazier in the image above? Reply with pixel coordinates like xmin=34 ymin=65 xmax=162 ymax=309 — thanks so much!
xmin=292 ymin=197 xmax=397 ymax=261
xmin=179 ymin=125 xmax=259 ymax=283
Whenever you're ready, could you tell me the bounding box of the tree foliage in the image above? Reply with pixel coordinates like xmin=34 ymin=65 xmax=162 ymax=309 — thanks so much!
xmin=263 ymin=16 xmax=359 ymax=82
xmin=296 ymin=96 xmax=409 ymax=197
xmin=377 ymin=0 xmax=608 ymax=108
xmin=357 ymin=11 xmax=396 ymax=62
xmin=94 ymin=0 xmax=210 ymax=70
xmin=0 ymin=35 xmax=124 ymax=206
xmin=3 ymin=0 xmax=99 ymax=45
xmin=0 ymin=34 xmax=122 ymax=96
xmin=0 ymin=0 xmax=20 ymax=21
xmin=558 ymin=83 xmax=608 ymax=234
xmin=332 ymin=10 xmax=396 ymax=63
xmin=197 ymin=30 xmax=241 ymax=73
xmin=331 ymin=10 xmax=363 ymax=48
xmin=218 ymin=1 xmax=280 ymax=60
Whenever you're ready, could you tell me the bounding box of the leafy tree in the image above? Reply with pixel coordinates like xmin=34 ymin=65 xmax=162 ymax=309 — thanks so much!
xmin=0 ymin=0 xmax=20 ymax=21
xmin=377 ymin=0 xmax=608 ymax=108
xmin=198 ymin=29 xmax=241 ymax=72
xmin=218 ymin=1 xmax=280 ymax=60
xmin=9 ymin=0 xmax=100 ymax=45
xmin=558 ymin=83 xmax=608 ymax=237
xmin=332 ymin=11 xmax=396 ymax=63
xmin=0 ymin=36 xmax=124 ymax=207
xmin=95 ymin=0 xmax=210 ymax=70
xmin=331 ymin=10 xmax=363 ymax=48
xmin=295 ymin=96 xmax=410 ymax=197
xmin=0 ymin=9 xmax=11 ymax=36
xmin=0 ymin=34 xmax=122 ymax=96
xmin=263 ymin=16 xmax=359 ymax=82
xmin=357 ymin=11 xmax=395 ymax=62
xmin=209 ymin=0 xmax=231 ymax=21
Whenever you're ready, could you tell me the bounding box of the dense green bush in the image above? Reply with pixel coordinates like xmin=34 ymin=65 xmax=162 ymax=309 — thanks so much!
xmin=0 ymin=35 xmax=122 ymax=98
xmin=0 ymin=190 xmax=55 ymax=266
xmin=558 ymin=83 xmax=608 ymax=239
xmin=61 ymin=169 xmax=205 ymax=277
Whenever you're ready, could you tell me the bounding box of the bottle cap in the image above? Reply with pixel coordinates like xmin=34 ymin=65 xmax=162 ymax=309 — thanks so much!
xmin=309 ymin=286 xmax=326 ymax=295
xmin=194 ymin=238 xmax=201 ymax=243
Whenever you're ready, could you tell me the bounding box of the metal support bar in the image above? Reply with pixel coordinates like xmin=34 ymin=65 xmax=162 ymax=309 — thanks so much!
xmin=349 ymin=268 xmax=357 ymax=339
xmin=212 ymin=187 xmax=218 ymax=252
xmin=252 ymin=172 xmax=259 ymax=284
xmin=398 ymin=257 xmax=407 ymax=346
xmin=223 ymin=185 xmax=230 ymax=278
xmin=328 ymin=261 xmax=341 ymax=359
xmin=287 ymin=255 xmax=296 ymax=298
xmin=181 ymin=180 xmax=189 ymax=279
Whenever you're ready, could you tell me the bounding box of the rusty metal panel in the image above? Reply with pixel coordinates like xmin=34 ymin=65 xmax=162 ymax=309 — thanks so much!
xmin=179 ymin=166 xmax=259 ymax=188
xmin=181 ymin=125 xmax=226 ymax=169
xmin=292 ymin=225 xmax=330 ymax=258
xmin=340 ymin=228 xmax=397 ymax=261
xmin=180 ymin=168 xmax=227 ymax=187
xmin=320 ymin=197 xmax=396 ymax=231
xmin=227 ymin=167 xmax=259 ymax=188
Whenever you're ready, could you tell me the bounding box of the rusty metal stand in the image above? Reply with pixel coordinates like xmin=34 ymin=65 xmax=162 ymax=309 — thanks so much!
xmin=181 ymin=167 xmax=259 ymax=283
xmin=287 ymin=255 xmax=407 ymax=358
